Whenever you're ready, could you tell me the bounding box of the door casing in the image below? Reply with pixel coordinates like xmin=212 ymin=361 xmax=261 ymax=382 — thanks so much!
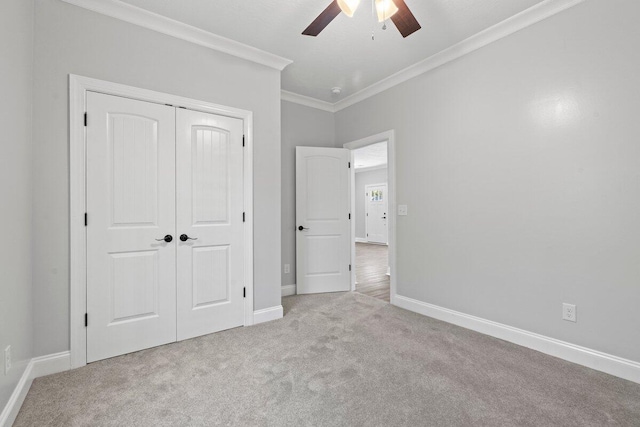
xmin=344 ymin=131 xmax=397 ymax=300
xmin=70 ymin=74 xmax=254 ymax=369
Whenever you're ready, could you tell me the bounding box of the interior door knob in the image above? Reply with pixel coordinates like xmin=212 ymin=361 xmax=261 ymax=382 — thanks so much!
xmin=155 ymin=235 xmax=173 ymax=243
xmin=298 ymin=226 xmax=309 ymax=231
xmin=180 ymin=234 xmax=198 ymax=242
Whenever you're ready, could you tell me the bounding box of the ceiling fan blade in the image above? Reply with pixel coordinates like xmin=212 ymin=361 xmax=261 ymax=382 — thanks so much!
xmin=302 ymin=1 xmax=342 ymax=37
xmin=390 ymin=0 xmax=421 ymax=38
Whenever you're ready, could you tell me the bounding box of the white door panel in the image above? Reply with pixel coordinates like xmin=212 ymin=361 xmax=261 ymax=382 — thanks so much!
xmin=366 ymin=183 xmax=388 ymax=244
xmin=296 ymin=147 xmax=351 ymax=294
xmin=86 ymin=92 xmax=177 ymax=363
xmin=176 ymin=109 xmax=245 ymax=341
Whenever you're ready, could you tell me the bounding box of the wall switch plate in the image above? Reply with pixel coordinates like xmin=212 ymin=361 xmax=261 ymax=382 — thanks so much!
xmin=398 ymin=205 xmax=408 ymax=216
xmin=4 ymin=345 xmax=11 ymax=375
xmin=563 ymin=303 xmax=577 ymax=322
xmin=284 ymin=264 xmax=290 ymax=274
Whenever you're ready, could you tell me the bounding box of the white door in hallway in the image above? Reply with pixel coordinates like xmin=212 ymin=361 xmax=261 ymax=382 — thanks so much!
xmin=365 ymin=183 xmax=388 ymax=244
xmin=86 ymin=92 xmax=177 ymax=362
xmin=296 ymin=147 xmax=351 ymax=294
xmin=176 ymin=109 xmax=245 ymax=341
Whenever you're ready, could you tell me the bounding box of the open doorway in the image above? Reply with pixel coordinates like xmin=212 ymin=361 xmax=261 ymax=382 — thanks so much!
xmin=344 ymin=132 xmax=396 ymax=304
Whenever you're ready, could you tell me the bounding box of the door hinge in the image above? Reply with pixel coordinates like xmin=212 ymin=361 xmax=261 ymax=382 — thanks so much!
xmin=84 ymin=113 xmax=87 ymax=127
xmin=243 ymin=135 xmax=245 ymax=147
xmin=349 ymin=264 xmax=352 ymax=271
xmin=84 ymin=213 xmax=88 ymax=226
xmin=243 ymin=287 xmax=246 ymax=298
xmin=85 ymin=313 xmax=88 ymax=327
xmin=243 ymin=212 xmax=245 ymax=222
xmin=348 ymin=162 xmax=351 ymax=168
xmin=349 ymin=213 xmax=351 ymax=220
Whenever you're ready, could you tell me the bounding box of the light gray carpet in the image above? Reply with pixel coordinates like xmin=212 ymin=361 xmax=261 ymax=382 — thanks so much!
xmin=15 ymin=292 xmax=640 ymax=426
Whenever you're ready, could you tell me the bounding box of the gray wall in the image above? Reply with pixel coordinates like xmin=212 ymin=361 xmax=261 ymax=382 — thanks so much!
xmin=0 ymin=0 xmax=34 ymax=411
xmin=335 ymin=0 xmax=640 ymax=363
xmin=355 ymin=169 xmax=388 ymax=240
xmin=32 ymin=0 xmax=282 ymax=357
xmin=281 ymin=101 xmax=335 ymax=289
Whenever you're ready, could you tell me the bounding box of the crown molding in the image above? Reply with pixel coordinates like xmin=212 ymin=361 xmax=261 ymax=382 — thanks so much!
xmin=59 ymin=0 xmax=293 ymax=71
xmin=282 ymin=0 xmax=586 ymax=112
xmin=281 ymin=90 xmax=336 ymax=112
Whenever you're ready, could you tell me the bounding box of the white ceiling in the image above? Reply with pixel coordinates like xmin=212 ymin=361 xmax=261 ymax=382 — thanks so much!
xmin=354 ymin=142 xmax=387 ymax=170
xmin=118 ymin=0 xmax=545 ymax=103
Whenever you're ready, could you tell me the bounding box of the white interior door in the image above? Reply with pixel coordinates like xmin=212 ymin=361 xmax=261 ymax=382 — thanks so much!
xmin=365 ymin=183 xmax=388 ymax=244
xmin=86 ymin=92 xmax=177 ymax=363
xmin=296 ymin=147 xmax=351 ymax=294
xmin=176 ymin=109 xmax=245 ymax=341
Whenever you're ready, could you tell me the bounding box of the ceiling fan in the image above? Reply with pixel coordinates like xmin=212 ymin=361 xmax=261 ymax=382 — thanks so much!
xmin=303 ymin=0 xmax=421 ymax=38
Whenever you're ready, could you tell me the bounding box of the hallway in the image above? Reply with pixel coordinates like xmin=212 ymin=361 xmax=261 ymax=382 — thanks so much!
xmin=355 ymin=242 xmax=390 ymax=302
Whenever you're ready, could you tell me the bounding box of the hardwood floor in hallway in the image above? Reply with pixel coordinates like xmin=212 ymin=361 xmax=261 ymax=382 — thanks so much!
xmin=355 ymin=242 xmax=390 ymax=302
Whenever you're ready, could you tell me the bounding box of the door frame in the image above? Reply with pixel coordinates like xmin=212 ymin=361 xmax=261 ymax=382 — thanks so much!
xmin=343 ymin=130 xmax=396 ymax=302
xmin=69 ymin=74 xmax=255 ymax=369
xmin=364 ymin=182 xmax=389 ymax=245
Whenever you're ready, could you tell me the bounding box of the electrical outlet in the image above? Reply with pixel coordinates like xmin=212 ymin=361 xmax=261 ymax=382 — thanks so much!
xmin=562 ymin=303 xmax=577 ymax=322
xmin=398 ymin=205 xmax=408 ymax=216
xmin=4 ymin=345 xmax=11 ymax=375
xmin=284 ymin=264 xmax=290 ymax=274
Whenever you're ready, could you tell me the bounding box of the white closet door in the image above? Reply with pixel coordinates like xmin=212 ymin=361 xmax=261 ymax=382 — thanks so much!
xmin=86 ymin=92 xmax=177 ymax=363
xmin=176 ymin=109 xmax=245 ymax=341
xmin=296 ymin=147 xmax=351 ymax=294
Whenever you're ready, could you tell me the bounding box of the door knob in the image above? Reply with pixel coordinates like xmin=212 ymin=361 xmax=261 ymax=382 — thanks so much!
xmin=155 ymin=235 xmax=173 ymax=243
xmin=298 ymin=226 xmax=309 ymax=231
xmin=180 ymin=234 xmax=198 ymax=242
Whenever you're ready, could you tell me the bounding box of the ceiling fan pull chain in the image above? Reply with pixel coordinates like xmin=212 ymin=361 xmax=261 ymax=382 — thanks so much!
xmin=371 ymin=0 xmax=376 ymax=40
xmin=382 ymin=0 xmax=387 ymax=30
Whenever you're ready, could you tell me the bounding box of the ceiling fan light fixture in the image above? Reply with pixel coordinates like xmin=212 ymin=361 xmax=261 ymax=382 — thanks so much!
xmin=375 ymin=0 xmax=398 ymax=22
xmin=302 ymin=0 xmax=420 ymax=38
xmin=337 ymin=0 xmax=361 ymax=17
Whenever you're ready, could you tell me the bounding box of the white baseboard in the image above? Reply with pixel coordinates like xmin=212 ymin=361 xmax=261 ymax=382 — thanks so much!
xmin=393 ymin=295 xmax=640 ymax=384
xmin=355 ymin=237 xmax=367 ymax=243
xmin=0 ymin=351 xmax=71 ymax=427
xmin=281 ymin=284 xmax=296 ymax=297
xmin=31 ymin=351 xmax=71 ymax=379
xmin=0 ymin=363 xmax=32 ymax=427
xmin=253 ymin=305 xmax=284 ymax=325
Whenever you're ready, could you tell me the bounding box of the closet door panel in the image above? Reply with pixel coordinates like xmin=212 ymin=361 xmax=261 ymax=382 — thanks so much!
xmin=86 ymin=92 xmax=177 ymax=363
xmin=176 ymin=109 xmax=245 ymax=341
